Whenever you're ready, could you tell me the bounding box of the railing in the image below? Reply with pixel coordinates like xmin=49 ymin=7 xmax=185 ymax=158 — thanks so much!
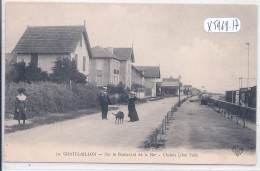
xmin=207 ymin=98 xmax=256 ymax=125
xmin=145 ymin=97 xmax=189 ymax=148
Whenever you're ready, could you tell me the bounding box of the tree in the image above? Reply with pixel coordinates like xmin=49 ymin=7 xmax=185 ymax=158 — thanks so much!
xmin=25 ymin=62 xmax=50 ymax=83
xmin=51 ymin=57 xmax=87 ymax=84
xmin=6 ymin=61 xmax=26 ymax=83
xmin=6 ymin=60 xmax=50 ymax=84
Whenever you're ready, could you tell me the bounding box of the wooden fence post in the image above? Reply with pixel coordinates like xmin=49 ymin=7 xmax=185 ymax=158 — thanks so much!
xmin=165 ymin=116 xmax=167 ymax=130
xmin=243 ymin=111 xmax=246 ymax=128
xmin=161 ymin=120 xmax=164 ymax=134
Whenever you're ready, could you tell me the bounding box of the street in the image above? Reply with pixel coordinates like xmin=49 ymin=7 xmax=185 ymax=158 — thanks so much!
xmin=164 ymin=96 xmax=256 ymax=151
xmin=4 ymin=96 xmax=256 ymax=163
xmin=5 ymin=96 xmax=181 ymax=162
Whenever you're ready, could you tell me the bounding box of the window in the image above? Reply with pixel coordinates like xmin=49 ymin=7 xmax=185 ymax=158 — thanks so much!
xmin=96 ymin=75 xmax=102 ymax=86
xmin=31 ymin=53 xmax=38 ymax=67
xmin=96 ymin=60 xmax=103 ymax=70
xmin=128 ymin=63 xmax=131 ymax=73
xmin=127 ymin=76 xmax=130 ymax=87
xmin=113 ymin=76 xmax=116 ymax=85
xmin=114 ymin=60 xmax=116 ymax=69
xmin=117 ymin=61 xmax=119 ymax=70
xmin=74 ymin=54 xmax=78 ymax=67
xmin=80 ymin=37 xmax=82 ymax=47
xmin=83 ymin=56 xmax=86 ymax=71
xmin=116 ymin=75 xmax=119 ymax=85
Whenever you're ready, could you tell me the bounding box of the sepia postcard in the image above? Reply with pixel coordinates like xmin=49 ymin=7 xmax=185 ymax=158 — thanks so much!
xmin=3 ymin=1 xmax=258 ymax=167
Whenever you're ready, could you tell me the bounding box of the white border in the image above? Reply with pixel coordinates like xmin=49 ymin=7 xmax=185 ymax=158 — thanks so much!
xmin=2 ymin=0 xmax=260 ymax=170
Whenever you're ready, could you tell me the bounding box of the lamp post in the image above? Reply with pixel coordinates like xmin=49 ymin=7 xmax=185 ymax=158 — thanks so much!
xmin=246 ymin=42 xmax=250 ymax=89
xmin=178 ymin=75 xmax=181 ymax=107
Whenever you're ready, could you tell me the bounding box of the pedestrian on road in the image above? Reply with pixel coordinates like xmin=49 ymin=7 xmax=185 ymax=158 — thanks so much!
xmin=14 ymin=88 xmax=27 ymax=125
xmin=128 ymin=91 xmax=139 ymax=122
xmin=98 ymin=87 xmax=111 ymax=120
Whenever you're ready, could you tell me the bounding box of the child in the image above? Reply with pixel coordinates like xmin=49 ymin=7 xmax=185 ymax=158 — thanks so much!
xmin=14 ymin=88 xmax=27 ymax=125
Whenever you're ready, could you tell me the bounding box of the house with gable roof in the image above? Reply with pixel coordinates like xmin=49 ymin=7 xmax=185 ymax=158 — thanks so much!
xmin=89 ymin=46 xmax=135 ymax=88
xmin=134 ymin=66 xmax=160 ymax=97
xmin=12 ymin=25 xmax=93 ymax=80
xmin=132 ymin=65 xmax=145 ymax=86
xmin=160 ymin=76 xmax=182 ymax=95
xmin=113 ymin=47 xmax=135 ymax=88
xmin=89 ymin=46 xmax=120 ymax=86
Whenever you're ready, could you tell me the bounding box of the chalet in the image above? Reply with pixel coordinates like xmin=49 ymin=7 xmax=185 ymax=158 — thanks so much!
xmin=132 ymin=65 xmax=145 ymax=87
xmin=161 ymin=77 xmax=182 ymax=95
xmin=113 ymin=47 xmax=135 ymax=88
xmin=134 ymin=66 xmax=160 ymax=97
xmin=89 ymin=46 xmax=120 ymax=86
xmin=12 ymin=25 xmax=93 ymax=80
xmin=89 ymin=46 xmax=135 ymax=88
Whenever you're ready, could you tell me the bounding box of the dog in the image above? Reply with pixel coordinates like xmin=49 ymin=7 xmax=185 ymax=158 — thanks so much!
xmin=112 ymin=111 xmax=124 ymax=124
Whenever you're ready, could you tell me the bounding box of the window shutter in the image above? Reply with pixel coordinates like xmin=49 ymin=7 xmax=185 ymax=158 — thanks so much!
xmin=83 ymin=56 xmax=86 ymax=71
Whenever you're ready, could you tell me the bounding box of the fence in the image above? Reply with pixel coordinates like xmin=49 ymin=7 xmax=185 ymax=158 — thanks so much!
xmin=146 ymin=97 xmax=189 ymax=148
xmin=207 ymin=98 xmax=256 ymax=127
xmin=225 ymin=86 xmax=256 ymax=108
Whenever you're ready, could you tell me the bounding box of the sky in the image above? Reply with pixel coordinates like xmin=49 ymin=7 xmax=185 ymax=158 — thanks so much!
xmin=5 ymin=2 xmax=257 ymax=93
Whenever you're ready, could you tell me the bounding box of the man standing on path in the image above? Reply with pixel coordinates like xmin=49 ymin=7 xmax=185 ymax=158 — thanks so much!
xmin=99 ymin=87 xmax=111 ymax=120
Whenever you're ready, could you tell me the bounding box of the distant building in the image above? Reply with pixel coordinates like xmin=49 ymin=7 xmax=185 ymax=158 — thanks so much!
xmin=183 ymin=85 xmax=192 ymax=95
xmin=12 ymin=25 xmax=93 ymax=80
xmin=161 ymin=77 xmax=182 ymax=95
xmin=134 ymin=66 xmax=160 ymax=97
xmin=131 ymin=65 xmax=145 ymax=86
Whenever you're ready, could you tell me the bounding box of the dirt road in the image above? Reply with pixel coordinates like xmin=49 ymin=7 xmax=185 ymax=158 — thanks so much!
xmin=5 ymin=96 xmax=181 ymax=162
xmin=164 ymin=96 xmax=256 ymax=151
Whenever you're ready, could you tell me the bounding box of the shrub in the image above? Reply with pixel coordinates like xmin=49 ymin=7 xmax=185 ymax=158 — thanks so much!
xmin=50 ymin=57 xmax=87 ymax=84
xmin=107 ymin=82 xmax=125 ymax=94
xmin=6 ymin=61 xmax=26 ymax=83
xmin=5 ymin=82 xmax=100 ymax=119
xmin=71 ymin=83 xmax=99 ymax=108
xmin=5 ymin=61 xmax=50 ymax=84
xmin=25 ymin=62 xmax=50 ymax=83
xmin=131 ymin=83 xmax=144 ymax=91
xmin=106 ymin=82 xmax=130 ymax=104
xmin=109 ymin=93 xmax=120 ymax=104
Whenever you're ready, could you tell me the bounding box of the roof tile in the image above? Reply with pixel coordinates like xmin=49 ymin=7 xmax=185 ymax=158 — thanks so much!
xmin=13 ymin=25 xmax=92 ymax=56
xmin=134 ymin=66 xmax=160 ymax=78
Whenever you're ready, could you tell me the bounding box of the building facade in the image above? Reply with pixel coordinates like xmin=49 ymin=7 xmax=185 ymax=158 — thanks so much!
xmin=134 ymin=66 xmax=160 ymax=97
xmin=89 ymin=46 xmax=120 ymax=86
xmin=161 ymin=77 xmax=182 ymax=95
xmin=131 ymin=66 xmax=144 ymax=86
xmin=89 ymin=46 xmax=135 ymax=88
xmin=13 ymin=25 xmax=93 ymax=80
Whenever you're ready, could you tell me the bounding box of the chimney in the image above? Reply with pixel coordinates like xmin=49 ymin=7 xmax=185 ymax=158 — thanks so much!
xmin=107 ymin=47 xmax=113 ymax=54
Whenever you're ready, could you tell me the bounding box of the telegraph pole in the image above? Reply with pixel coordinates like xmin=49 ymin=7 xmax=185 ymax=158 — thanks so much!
xmin=246 ymin=42 xmax=250 ymax=89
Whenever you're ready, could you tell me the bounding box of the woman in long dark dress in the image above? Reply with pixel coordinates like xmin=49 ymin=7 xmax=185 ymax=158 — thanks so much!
xmin=128 ymin=91 xmax=139 ymax=122
xmin=14 ymin=88 xmax=27 ymax=125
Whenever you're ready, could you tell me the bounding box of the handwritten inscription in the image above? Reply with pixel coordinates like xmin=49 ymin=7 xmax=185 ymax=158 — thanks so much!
xmin=204 ymin=18 xmax=240 ymax=32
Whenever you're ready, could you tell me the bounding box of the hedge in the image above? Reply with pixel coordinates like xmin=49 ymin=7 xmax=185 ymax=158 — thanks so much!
xmin=5 ymin=82 xmax=100 ymax=118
